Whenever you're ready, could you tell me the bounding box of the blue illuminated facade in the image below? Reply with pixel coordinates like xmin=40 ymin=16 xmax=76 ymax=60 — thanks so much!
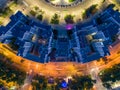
xmin=0 ymin=6 xmax=119 ymax=63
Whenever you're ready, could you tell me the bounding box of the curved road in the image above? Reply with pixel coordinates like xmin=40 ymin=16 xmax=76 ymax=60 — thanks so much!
xmin=23 ymin=0 xmax=103 ymax=23
xmin=24 ymin=0 xmax=102 ymax=11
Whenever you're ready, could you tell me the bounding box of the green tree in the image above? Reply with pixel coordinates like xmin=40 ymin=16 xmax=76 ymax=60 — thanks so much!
xmin=37 ymin=14 xmax=43 ymax=21
xmin=33 ymin=75 xmax=47 ymax=90
xmin=30 ymin=10 xmax=37 ymax=16
xmin=64 ymin=15 xmax=74 ymax=24
xmin=70 ymin=75 xmax=94 ymax=90
xmin=99 ymin=63 xmax=120 ymax=89
xmin=50 ymin=13 xmax=60 ymax=24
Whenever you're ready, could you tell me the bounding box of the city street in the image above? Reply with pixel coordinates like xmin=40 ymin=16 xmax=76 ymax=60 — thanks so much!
xmin=1 ymin=39 xmax=120 ymax=90
xmin=22 ymin=0 xmax=103 ymax=23
xmin=0 ymin=39 xmax=120 ymax=78
xmin=0 ymin=0 xmax=115 ymax=25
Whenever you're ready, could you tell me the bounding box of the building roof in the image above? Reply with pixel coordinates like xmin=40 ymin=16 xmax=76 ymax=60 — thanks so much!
xmin=0 ymin=7 xmax=119 ymax=63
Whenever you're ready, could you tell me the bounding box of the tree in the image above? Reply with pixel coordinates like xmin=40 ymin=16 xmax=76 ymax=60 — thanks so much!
xmin=33 ymin=75 xmax=47 ymax=90
xmin=69 ymin=0 xmax=75 ymax=2
xmin=14 ymin=0 xmax=19 ymax=3
xmin=70 ymin=75 xmax=94 ymax=90
xmin=0 ymin=7 xmax=13 ymax=18
xmin=102 ymin=56 xmax=108 ymax=64
xmin=0 ymin=58 xmax=26 ymax=86
xmin=8 ymin=37 xmax=19 ymax=51
xmin=20 ymin=59 xmax=25 ymax=63
xmin=37 ymin=14 xmax=43 ymax=21
xmin=99 ymin=63 xmax=120 ymax=89
xmin=34 ymin=6 xmax=39 ymax=11
xmin=50 ymin=13 xmax=60 ymax=24
xmin=54 ymin=78 xmax=61 ymax=90
xmin=0 ymin=21 xmax=3 ymax=25
xmin=103 ymin=83 xmax=112 ymax=89
xmin=82 ymin=4 xmax=98 ymax=19
xmin=30 ymin=10 xmax=37 ymax=16
xmin=64 ymin=15 xmax=74 ymax=24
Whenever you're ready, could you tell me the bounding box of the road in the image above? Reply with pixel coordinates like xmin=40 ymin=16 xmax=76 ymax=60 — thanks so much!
xmin=0 ymin=44 xmax=86 ymax=77
xmin=86 ymin=39 xmax=120 ymax=90
xmin=1 ymin=0 xmax=114 ymax=25
xmin=24 ymin=0 xmax=102 ymax=11
xmin=22 ymin=0 xmax=103 ymax=23
xmin=20 ymin=70 xmax=34 ymax=90
xmin=0 ymin=39 xmax=120 ymax=78
xmin=0 ymin=40 xmax=120 ymax=90
xmin=1 ymin=0 xmax=118 ymax=25
xmin=90 ymin=67 xmax=106 ymax=90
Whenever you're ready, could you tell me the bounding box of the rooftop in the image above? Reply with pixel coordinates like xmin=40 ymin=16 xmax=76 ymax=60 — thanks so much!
xmin=0 ymin=6 xmax=119 ymax=63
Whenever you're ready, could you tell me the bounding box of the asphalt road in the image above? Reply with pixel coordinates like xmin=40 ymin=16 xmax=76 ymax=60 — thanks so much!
xmin=24 ymin=0 xmax=102 ymax=11
xmin=23 ymin=0 xmax=103 ymax=23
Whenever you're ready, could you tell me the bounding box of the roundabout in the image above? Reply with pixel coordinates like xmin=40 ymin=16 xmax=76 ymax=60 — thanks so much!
xmin=45 ymin=0 xmax=82 ymax=8
xmin=23 ymin=0 xmax=103 ymax=23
